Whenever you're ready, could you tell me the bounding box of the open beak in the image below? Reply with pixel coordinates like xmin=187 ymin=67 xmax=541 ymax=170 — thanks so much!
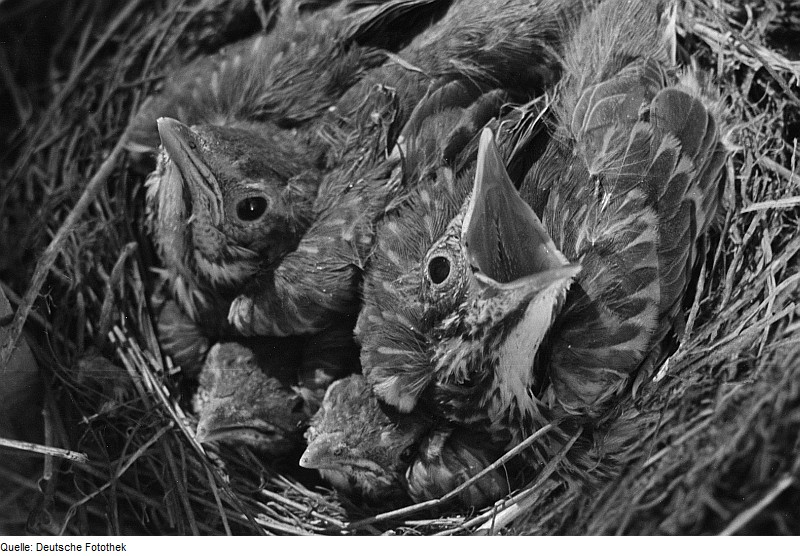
xmin=157 ymin=117 xmax=223 ymax=228
xmin=463 ymin=128 xmax=579 ymax=331
xmin=463 ymin=128 xmax=569 ymax=284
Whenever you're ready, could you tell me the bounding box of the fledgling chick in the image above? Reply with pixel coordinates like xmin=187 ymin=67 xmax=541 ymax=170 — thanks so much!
xmin=144 ymin=115 xmax=319 ymax=374
xmin=139 ymin=0 xmax=447 ymax=372
xmin=359 ymin=0 xmax=727 ymax=464
xmin=300 ymin=375 xmax=509 ymax=508
xmin=299 ymin=375 xmax=428 ymax=503
xmin=193 ymin=342 xmax=308 ymax=456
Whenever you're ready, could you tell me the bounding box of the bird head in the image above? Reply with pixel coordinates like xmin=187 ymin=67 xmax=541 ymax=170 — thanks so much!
xmin=360 ymin=128 xmax=578 ymax=431
xmin=299 ymin=375 xmax=429 ymax=502
xmin=149 ymin=117 xmax=319 ymax=293
xmin=193 ymin=342 xmax=308 ymax=456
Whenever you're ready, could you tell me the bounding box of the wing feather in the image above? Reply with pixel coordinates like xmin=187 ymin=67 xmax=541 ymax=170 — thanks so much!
xmin=526 ymin=59 xmax=725 ymax=415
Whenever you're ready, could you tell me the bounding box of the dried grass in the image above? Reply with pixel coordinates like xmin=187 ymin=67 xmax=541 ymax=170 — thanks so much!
xmin=1 ymin=0 xmax=798 ymax=535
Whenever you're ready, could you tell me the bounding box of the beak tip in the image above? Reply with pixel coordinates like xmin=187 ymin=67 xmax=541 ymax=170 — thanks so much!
xmin=156 ymin=117 xmax=191 ymax=147
xmin=298 ymin=449 xmax=316 ymax=469
xmin=479 ymin=127 xmax=495 ymax=147
xmin=155 ymin=117 xmax=170 ymax=134
xmin=156 ymin=116 xmax=179 ymax=128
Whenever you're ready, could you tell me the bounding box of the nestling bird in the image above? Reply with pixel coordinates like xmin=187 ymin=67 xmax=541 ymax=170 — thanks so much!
xmin=193 ymin=341 xmax=308 ymax=456
xmin=299 ymin=374 xmax=427 ymax=503
xmin=145 ymin=115 xmax=318 ymax=372
xmin=140 ymin=0 xmax=449 ymax=372
xmin=300 ymin=375 xmax=510 ymax=507
xmin=358 ymin=0 xmax=727 ymax=479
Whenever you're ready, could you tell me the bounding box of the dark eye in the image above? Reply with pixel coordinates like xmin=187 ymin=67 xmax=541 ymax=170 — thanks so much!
xmin=428 ymin=256 xmax=451 ymax=285
xmin=236 ymin=197 xmax=268 ymax=221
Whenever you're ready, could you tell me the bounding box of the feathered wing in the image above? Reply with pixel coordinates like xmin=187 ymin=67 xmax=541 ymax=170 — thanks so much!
xmin=531 ymin=64 xmax=726 ymax=416
xmin=358 ymin=95 xmax=555 ymax=412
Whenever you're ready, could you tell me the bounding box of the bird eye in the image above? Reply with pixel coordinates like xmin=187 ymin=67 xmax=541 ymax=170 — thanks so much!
xmin=236 ymin=196 xmax=268 ymax=221
xmin=428 ymin=255 xmax=451 ymax=285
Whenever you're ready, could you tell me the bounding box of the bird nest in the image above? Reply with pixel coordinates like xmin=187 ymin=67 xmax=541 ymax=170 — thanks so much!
xmin=1 ymin=0 xmax=799 ymax=535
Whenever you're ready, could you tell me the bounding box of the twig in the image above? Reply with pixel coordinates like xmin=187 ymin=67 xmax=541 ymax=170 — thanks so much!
xmin=250 ymin=516 xmax=313 ymax=536
xmin=206 ymin=466 xmax=232 ymax=536
xmin=473 ymin=429 xmax=582 ymax=534
xmin=740 ymin=196 xmax=800 ymax=213
xmin=343 ymin=422 xmax=559 ymax=530
xmin=2 ymin=0 xmax=143 ymax=202
xmin=0 ymin=437 xmax=88 ymax=463
xmin=0 ymin=130 xmax=129 ymax=369
xmin=59 ymin=423 xmax=172 ymax=534
xmin=721 ymin=211 xmax=762 ymax=308
xmin=642 ymin=409 xmax=716 ymax=469
xmin=42 ymin=401 xmax=55 ymax=481
xmin=258 ymin=488 xmax=346 ymax=528
xmin=0 ymin=44 xmax=29 ymax=125
xmin=719 ymin=476 xmax=795 ymax=535
xmin=690 ymin=19 xmax=800 ymax=105
xmin=97 ymin=242 xmax=138 ymax=346
xmin=682 ymin=241 xmax=708 ymax=341
xmin=0 ymin=280 xmax=77 ymax=352
xmin=757 ymin=156 xmax=800 ymax=187
xmin=162 ymin=439 xmax=200 ymax=535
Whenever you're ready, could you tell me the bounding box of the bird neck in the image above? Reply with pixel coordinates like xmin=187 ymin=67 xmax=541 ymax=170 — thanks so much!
xmin=483 ymin=288 xmax=560 ymax=434
xmin=431 ymin=285 xmax=560 ymax=432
